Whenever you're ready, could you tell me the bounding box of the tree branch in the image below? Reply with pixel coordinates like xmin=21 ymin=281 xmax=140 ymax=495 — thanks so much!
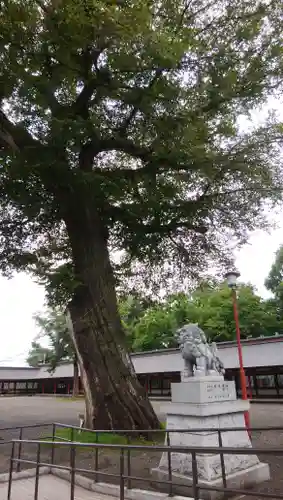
xmin=73 ymin=49 xmax=112 ymax=118
xmin=33 ymin=75 xmax=60 ymax=113
xmin=107 ymin=202 xmax=208 ymax=235
xmin=0 ymin=128 xmax=19 ymax=152
xmin=139 ymin=220 xmax=208 ymax=235
xmin=35 ymin=0 xmax=63 ymax=14
xmin=112 ymin=0 xmax=208 ymax=137
xmin=99 ymin=136 xmax=153 ymax=161
xmin=79 ymin=141 xmax=100 ymax=171
xmin=0 ymin=110 xmax=37 ymax=152
xmin=116 ymin=69 xmax=163 ymax=136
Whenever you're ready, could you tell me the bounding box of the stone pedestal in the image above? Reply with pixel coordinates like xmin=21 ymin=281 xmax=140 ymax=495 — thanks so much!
xmin=152 ymin=377 xmax=270 ymax=499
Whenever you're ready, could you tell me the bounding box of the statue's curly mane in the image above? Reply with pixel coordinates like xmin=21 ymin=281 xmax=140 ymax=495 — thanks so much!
xmin=175 ymin=323 xmax=204 ymax=343
xmin=175 ymin=323 xmax=225 ymax=376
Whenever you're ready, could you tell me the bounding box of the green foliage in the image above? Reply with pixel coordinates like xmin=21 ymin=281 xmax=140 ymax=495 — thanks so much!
xmin=0 ymin=0 xmax=282 ymax=299
xmin=118 ymin=293 xmax=155 ymax=347
xmin=27 ymin=308 xmax=75 ymax=371
xmin=53 ymin=427 xmax=164 ymax=445
xmin=26 ymin=341 xmax=53 ymax=368
xmin=127 ymin=284 xmax=283 ymax=351
xmin=265 ymin=245 xmax=283 ymax=307
xmin=131 ymin=305 xmax=178 ymax=351
xmin=187 ymin=283 xmax=283 ymax=341
xmin=28 ymin=283 xmax=283 ymax=358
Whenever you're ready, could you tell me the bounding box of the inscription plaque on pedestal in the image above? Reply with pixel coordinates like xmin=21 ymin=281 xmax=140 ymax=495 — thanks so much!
xmin=171 ymin=379 xmax=236 ymax=404
xmin=206 ymin=381 xmax=233 ymax=401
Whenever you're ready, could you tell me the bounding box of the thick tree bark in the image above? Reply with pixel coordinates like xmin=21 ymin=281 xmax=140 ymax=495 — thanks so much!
xmin=64 ymin=202 xmax=160 ymax=431
xmin=72 ymin=357 xmax=79 ymax=397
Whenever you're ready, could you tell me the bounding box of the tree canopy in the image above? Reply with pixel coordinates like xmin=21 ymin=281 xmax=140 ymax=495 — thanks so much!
xmin=0 ymin=0 xmax=282 ymax=295
xmin=1 ymin=0 xmax=283 ymax=430
xmin=126 ymin=284 xmax=283 ymax=351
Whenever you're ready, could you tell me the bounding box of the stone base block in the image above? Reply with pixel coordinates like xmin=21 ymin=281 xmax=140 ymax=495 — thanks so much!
xmin=161 ymin=399 xmax=249 ymax=418
xmin=152 ymin=461 xmax=270 ymax=500
xmin=171 ymin=380 xmax=236 ymax=404
xmin=163 ymin=402 xmax=251 ymax=456
xmin=159 ymin=450 xmax=260 ymax=481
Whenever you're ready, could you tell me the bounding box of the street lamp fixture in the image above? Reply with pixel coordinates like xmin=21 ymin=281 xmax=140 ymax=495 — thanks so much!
xmin=224 ymin=270 xmax=240 ymax=289
xmin=225 ymin=269 xmax=250 ymax=432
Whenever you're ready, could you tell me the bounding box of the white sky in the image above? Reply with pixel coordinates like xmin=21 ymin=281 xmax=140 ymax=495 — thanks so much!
xmin=235 ymin=222 xmax=283 ymax=298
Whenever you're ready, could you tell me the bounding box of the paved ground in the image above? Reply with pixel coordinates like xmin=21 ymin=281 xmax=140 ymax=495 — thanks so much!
xmin=1 ymin=396 xmax=283 ymax=430
xmin=0 ymin=396 xmax=83 ymax=430
xmin=0 ymin=474 xmax=116 ymax=500
xmin=0 ymin=397 xmax=169 ymax=437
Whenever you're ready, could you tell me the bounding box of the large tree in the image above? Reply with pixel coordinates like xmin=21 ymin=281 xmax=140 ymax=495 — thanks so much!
xmin=0 ymin=0 xmax=283 ymax=429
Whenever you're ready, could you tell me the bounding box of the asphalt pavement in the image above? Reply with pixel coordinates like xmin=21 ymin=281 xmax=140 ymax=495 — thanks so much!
xmin=0 ymin=396 xmax=282 ymax=432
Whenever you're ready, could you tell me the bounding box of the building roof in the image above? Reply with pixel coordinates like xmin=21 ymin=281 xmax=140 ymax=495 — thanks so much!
xmin=1 ymin=334 xmax=283 ymax=380
xmin=131 ymin=334 xmax=283 ymax=357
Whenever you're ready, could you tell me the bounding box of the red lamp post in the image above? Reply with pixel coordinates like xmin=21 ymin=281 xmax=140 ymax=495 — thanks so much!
xmin=225 ymin=270 xmax=250 ymax=432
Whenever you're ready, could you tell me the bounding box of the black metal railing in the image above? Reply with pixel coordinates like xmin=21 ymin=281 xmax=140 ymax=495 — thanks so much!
xmin=1 ymin=421 xmax=282 ymax=466
xmin=0 ymin=422 xmax=52 ymax=439
xmin=0 ymin=422 xmax=54 ymax=473
xmin=7 ymin=436 xmax=283 ymax=500
xmin=52 ymin=420 xmax=283 ymax=452
xmin=54 ymin=421 xmax=283 ymax=435
xmin=0 ymin=420 xmax=279 ymax=446
xmin=2 ymin=421 xmax=283 ymax=499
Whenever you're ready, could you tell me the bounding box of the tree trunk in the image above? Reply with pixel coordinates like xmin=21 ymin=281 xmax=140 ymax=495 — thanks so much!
xmin=72 ymin=356 xmax=79 ymax=397
xmin=64 ymin=203 xmax=160 ymax=431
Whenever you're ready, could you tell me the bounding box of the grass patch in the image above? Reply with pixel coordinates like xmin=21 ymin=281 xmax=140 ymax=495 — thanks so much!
xmin=53 ymin=426 xmax=165 ymax=446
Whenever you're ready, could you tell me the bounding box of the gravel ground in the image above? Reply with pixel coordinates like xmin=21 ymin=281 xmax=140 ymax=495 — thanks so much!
xmin=0 ymin=398 xmax=283 ymax=498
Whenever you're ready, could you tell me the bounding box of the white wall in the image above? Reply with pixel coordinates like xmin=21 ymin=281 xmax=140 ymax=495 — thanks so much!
xmin=132 ymin=350 xmax=181 ymax=374
xmin=132 ymin=338 xmax=283 ymax=373
xmin=0 ymin=367 xmax=38 ymax=380
xmin=37 ymin=363 xmax=74 ymax=379
xmin=219 ymin=340 xmax=283 ymax=369
xmin=3 ymin=337 xmax=283 ymax=380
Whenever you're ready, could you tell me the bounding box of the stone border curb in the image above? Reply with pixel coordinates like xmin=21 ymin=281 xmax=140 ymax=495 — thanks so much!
xmin=0 ymin=466 xmax=51 ymax=483
xmin=51 ymin=467 xmax=195 ymax=500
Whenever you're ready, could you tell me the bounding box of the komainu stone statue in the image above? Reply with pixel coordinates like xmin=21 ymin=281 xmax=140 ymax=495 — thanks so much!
xmin=175 ymin=323 xmax=225 ymax=379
